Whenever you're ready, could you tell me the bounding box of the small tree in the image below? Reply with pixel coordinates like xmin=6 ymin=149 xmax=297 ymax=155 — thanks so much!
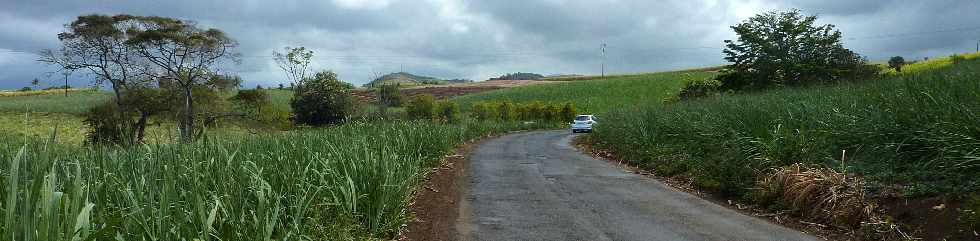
xmin=888 ymin=56 xmax=906 ymax=72
xmin=291 ymin=71 xmax=355 ymax=125
xmin=273 ymin=46 xmax=314 ymax=85
xmin=406 ymin=94 xmax=436 ymax=120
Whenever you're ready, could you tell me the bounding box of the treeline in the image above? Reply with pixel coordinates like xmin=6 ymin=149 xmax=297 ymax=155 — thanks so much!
xmin=489 ymin=72 xmax=544 ymax=81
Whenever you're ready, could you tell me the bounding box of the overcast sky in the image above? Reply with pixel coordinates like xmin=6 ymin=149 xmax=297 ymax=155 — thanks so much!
xmin=1 ymin=0 xmax=979 ymax=89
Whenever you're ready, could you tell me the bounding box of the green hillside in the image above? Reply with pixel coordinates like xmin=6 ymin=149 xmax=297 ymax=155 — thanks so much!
xmin=363 ymin=72 xmax=447 ymax=87
xmin=454 ymin=71 xmax=718 ymax=114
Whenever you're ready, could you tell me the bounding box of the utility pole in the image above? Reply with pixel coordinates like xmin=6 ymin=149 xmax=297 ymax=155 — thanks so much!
xmin=601 ymin=43 xmax=607 ymax=77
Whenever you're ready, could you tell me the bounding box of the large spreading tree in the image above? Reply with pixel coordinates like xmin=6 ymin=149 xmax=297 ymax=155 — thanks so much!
xmin=40 ymin=14 xmax=238 ymax=143
xmin=40 ymin=15 xmax=154 ymax=144
xmin=123 ymin=16 xmax=238 ymax=142
xmin=719 ymin=9 xmax=872 ymax=90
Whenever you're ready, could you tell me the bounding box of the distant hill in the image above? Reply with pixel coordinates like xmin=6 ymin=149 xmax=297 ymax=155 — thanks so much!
xmin=489 ymin=72 xmax=545 ymax=81
xmin=363 ymin=72 xmax=447 ymax=87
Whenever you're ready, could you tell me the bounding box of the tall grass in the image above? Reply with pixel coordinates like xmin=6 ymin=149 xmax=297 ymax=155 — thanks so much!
xmin=454 ymin=71 xmax=716 ymax=114
xmin=0 ymin=120 xmax=550 ymax=240
xmin=593 ymin=59 xmax=980 ymax=197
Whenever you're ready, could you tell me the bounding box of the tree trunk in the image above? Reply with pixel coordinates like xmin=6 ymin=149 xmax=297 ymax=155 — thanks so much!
xmin=180 ymin=86 xmax=195 ymax=143
xmin=134 ymin=111 xmax=149 ymax=143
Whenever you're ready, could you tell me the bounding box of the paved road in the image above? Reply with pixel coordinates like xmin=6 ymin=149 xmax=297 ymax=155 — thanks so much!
xmin=455 ymin=130 xmax=820 ymax=241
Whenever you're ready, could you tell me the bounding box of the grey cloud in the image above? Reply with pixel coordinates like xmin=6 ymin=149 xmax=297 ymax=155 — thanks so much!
xmin=2 ymin=0 xmax=980 ymax=89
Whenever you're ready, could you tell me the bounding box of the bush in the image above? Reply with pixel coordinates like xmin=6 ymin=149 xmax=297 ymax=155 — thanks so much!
xmin=545 ymin=103 xmax=562 ymax=122
xmin=436 ymin=101 xmax=461 ymax=123
xmin=291 ymin=71 xmax=356 ymax=126
xmin=18 ymin=87 xmax=32 ymax=92
xmin=406 ymin=94 xmax=436 ymax=120
xmin=82 ymin=102 xmax=129 ymax=145
xmin=677 ymin=77 xmax=721 ymax=100
xmin=231 ymin=89 xmax=270 ymax=114
xmin=498 ymin=101 xmax=517 ymax=121
xmin=376 ymin=84 xmax=404 ymax=107
xmin=470 ymin=102 xmax=493 ymax=121
xmin=560 ymin=102 xmax=577 ymax=122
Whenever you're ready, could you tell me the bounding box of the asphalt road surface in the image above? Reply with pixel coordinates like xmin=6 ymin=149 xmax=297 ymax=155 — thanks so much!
xmin=455 ymin=130 xmax=820 ymax=241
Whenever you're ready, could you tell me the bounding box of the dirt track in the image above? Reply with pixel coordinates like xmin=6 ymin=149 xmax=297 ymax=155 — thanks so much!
xmin=454 ymin=130 xmax=821 ymax=241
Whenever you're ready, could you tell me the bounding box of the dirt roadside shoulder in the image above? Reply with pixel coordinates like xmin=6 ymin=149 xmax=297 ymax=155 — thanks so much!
xmin=399 ymin=135 xmax=488 ymax=241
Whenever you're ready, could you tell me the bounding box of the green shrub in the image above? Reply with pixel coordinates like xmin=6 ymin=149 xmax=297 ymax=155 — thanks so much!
xmin=376 ymin=84 xmax=404 ymax=107
xmin=18 ymin=87 xmax=32 ymax=92
xmin=470 ymin=102 xmax=492 ymax=121
xmin=498 ymin=101 xmax=517 ymax=121
xmin=231 ymin=89 xmax=270 ymax=114
xmin=82 ymin=102 xmax=129 ymax=145
xmin=406 ymin=94 xmax=436 ymax=120
xmin=436 ymin=101 xmax=461 ymax=124
xmin=545 ymin=103 xmax=562 ymax=122
xmin=677 ymin=77 xmax=721 ymax=100
xmin=291 ymin=71 xmax=356 ymax=126
xmin=560 ymin=102 xmax=577 ymax=122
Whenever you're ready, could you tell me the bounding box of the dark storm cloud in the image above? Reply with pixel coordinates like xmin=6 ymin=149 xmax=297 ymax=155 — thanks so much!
xmin=1 ymin=0 xmax=979 ymax=89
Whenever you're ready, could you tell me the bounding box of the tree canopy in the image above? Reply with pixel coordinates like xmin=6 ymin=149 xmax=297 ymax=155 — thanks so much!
xmin=719 ymin=9 xmax=873 ymax=90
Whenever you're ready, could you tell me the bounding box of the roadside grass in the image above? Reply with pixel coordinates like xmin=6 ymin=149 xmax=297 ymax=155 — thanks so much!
xmin=0 ymin=120 xmax=555 ymax=240
xmin=592 ymin=59 xmax=980 ymax=198
xmin=454 ymin=71 xmax=717 ymax=114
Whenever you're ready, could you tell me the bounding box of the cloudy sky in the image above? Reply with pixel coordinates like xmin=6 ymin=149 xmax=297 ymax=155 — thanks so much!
xmin=1 ymin=0 xmax=978 ymax=89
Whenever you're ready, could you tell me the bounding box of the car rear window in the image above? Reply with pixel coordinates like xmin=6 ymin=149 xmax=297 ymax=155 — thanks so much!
xmin=575 ymin=116 xmax=590 ymax=121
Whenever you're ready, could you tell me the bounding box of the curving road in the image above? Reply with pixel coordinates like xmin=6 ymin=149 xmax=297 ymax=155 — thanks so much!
xmin=455 ymin=130 xmax=819 ymax=241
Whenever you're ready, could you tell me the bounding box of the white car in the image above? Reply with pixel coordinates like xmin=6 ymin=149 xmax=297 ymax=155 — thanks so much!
xmin=571 ymin=115 xmax=597 ymax=133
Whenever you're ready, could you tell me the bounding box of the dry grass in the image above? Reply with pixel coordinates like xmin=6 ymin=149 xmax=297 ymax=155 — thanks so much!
xmin=757 ymin=163 xmax=875 ymax=227
xmin=757 ymin=164 xmax=917 ymax=240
